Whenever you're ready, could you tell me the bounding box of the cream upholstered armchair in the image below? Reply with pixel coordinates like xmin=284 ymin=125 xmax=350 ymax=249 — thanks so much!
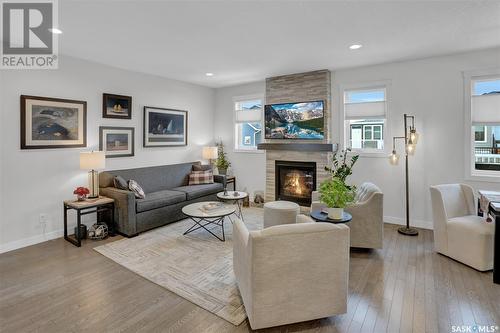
xmin=233 ymin=219 xmax=349 ymax=330
xmin=311 ymin=182 xmax=384 ymax=249
xmin=430 ymin=184 xmax=494 ymax=271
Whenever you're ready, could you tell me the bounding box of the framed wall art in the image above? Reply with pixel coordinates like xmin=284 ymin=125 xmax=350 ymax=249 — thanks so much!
xmin=143 ymin=106 xmax=187 ymax=147
xmin=99 ymin=126 xmax=135 ymax=158
xmin=103 ymin=93 xmax=132 ymax=119
xmin=20 ymin=95 xmax=87 ymax=149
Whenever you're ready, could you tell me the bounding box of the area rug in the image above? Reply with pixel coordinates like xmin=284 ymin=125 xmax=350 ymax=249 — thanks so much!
xmin=94 ymin=207 xmax=264 ymax=326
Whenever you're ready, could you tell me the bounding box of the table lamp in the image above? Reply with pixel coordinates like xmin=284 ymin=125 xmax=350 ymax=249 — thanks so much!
xmin=80 ymin=151 xmax=105 ymax=199
xmin=202 ymin=146 xmax=218 ymax=165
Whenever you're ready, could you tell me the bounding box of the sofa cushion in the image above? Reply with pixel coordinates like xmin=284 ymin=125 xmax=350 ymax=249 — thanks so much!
xmin=189 ymin=170 xmax=214 ymax=185
xmin=136 ymin=189 xmax=186 ymax=213
xmin=172 ymin=183 xmax=223 ymax=200
xmin=193 ymin=164 xmax=212 ymax=171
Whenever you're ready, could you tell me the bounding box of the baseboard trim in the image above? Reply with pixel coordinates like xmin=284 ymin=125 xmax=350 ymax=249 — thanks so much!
xmin=384 ymin=215 xmax=433 ymax=230
xmin=0 ymin=229 xmax=64 ymax=254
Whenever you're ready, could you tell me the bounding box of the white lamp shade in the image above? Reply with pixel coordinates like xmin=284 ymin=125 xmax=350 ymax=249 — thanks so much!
xmin=472 ymin=94 xmax=500 ymax=125
xmin=80 ymin=151 xmax=105 ymax=170
xmin=202 ymin=146 xmax=218 ymax=160
xmin=344 ymin=101 xmax=386 ymax=120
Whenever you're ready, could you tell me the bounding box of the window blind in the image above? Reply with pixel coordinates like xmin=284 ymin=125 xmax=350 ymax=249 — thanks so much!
xmin=344 ymin=101 xmax=386 ymax=120
xmin=471 ymin=94 xmax=500 ymax=125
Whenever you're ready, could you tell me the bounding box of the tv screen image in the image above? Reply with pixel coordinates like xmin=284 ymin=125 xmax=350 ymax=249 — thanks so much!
xmin=265 ymin=100 xmax=324 ymax=139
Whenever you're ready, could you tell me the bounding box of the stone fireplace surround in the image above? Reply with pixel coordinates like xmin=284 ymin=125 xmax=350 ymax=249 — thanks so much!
xmin=258 ymin=69 xmax=337 ymax=206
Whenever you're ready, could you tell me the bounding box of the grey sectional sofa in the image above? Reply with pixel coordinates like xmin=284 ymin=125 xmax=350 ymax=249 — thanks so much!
xmin=99 ymin=162 xmax=225 ymax=237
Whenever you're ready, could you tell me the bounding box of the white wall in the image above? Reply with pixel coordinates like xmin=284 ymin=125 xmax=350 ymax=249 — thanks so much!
xmin=0 ymin=56 xmax=215 ymax=252
xmin=214 ymin=48 xmax=500 ymax=229
xmin=214 ymin=82 xmax=266 ymax=199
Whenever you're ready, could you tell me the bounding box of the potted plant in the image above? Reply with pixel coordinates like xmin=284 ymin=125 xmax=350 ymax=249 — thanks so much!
xmin=319 ymin=149 xmax=359 ymax=219
xmin=319 ymin=177 xmax=356 ymax=219
xmin=215 ymin=141 xmax=231 ymax=175
xmin=74 ymin=187 xmax=90 ymax=201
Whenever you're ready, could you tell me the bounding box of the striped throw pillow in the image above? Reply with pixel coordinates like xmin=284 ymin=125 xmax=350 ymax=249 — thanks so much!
xmin=128 ymin=179 xmax=146 ymax=199
xmin=189 ymin=170 xmax=214 ymax=185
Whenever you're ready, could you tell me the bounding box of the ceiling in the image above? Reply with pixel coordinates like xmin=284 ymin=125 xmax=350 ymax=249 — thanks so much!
xmin=58 ymin=1 xmax=500 ymax=88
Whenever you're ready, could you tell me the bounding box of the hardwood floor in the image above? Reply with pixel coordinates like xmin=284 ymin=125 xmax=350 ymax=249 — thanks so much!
xmin=0 ymin=223 xmax=498 ymax=333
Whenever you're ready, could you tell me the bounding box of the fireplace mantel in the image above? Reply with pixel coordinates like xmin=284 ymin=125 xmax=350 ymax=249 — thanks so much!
xmin=257 ymin=143 xmax=338 ymax=152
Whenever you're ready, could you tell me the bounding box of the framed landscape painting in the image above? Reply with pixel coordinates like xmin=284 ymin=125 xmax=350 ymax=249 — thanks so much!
xmin=21 ymin=95 xmax=87 ymax=149
xmin=99 ymin=126 xmax=135 ymax=158
xmin=102 ymin=93 xmax=132 ymax=119
xmin=143 ymin=106 xmax=187 ymax=147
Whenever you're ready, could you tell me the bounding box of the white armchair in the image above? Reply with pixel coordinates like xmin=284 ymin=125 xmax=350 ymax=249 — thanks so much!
xmin=233 ymin=219 xmax=349 ymax=330
xmin=430 ymin=184 xmax=494 ymax=271
xmin=311 ymin=182 xmax=384 ymax=249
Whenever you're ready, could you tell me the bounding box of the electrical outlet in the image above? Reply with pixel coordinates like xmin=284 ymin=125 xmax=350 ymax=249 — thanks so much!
xmin=39 ymin=213 xmax=48 ymax=225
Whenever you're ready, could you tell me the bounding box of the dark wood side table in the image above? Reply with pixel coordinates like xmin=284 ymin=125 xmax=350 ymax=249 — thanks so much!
xmin=63 ymin=196 xmax=115 ymax=247
xmin=226 ymin=176 xmax=236 ymax=191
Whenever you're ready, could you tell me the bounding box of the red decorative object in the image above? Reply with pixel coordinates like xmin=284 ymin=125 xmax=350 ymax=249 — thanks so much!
xmin=73 ymin=187 xmax=90 ymax=201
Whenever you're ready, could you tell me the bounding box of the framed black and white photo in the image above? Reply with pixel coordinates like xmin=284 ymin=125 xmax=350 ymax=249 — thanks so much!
xmin=143 ymin=106 xmax=187 ymax=147
xmin=21 ymin=95 xmax=87 ymax=149
xmin=99 ymin=126 xmax=135 ymax=158
xmin=103 ymin=93 xmax=132 ymax=119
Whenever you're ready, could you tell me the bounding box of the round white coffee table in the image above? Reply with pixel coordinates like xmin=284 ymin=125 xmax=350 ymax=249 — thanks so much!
xmin=217 ymin=191 xmax=248 ymax=221
xmin=182 ymin=201 xmax=235 ymax=241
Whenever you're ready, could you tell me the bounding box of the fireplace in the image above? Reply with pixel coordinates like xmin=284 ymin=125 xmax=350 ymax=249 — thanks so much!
xmin=275 ymin=160 xmax=317 ymax=206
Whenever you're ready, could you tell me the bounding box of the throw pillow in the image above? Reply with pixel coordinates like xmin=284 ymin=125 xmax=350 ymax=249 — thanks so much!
xmin=113 ymin=176 xmax=129 ymax=190
xmin=189 ymin=170 xmax=214 ymax=185
xmin=128 ymin=179 xmax=146 ymax=199
xmin=192 ymin=164 xmax=212 ymax=172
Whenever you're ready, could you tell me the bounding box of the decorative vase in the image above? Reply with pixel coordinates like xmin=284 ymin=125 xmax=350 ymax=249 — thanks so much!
xmin=327 ymin=207 xmax=343 ymax=220
xmin=77 ymin=194 xmax=87 ymax=202
xmin=218 ymin=168 xmax=227 ymax=175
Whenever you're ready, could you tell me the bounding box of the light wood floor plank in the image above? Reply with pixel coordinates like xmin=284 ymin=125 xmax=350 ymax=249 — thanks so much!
xmin=1 ymin=223 xmax=498 ymax=333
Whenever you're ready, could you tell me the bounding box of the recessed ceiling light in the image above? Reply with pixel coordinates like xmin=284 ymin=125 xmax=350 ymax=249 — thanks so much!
xmin=349 ymin=44 xmax=362 ymax=50
xmin=49 ymin=28 xmax=63 ymax=34
xmin=205 ymin=72 xmax=214 ymax=77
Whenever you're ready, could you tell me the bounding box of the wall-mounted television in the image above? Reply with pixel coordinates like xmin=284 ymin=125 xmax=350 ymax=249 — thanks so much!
xmin=265 ymin=100 xmax=324 ymax=140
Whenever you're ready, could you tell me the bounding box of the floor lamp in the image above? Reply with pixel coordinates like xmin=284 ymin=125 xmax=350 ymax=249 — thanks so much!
xmin=389 ymin=114 xmax=420 ymax=236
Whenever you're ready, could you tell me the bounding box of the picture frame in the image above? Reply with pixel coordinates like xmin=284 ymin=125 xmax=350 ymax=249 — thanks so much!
xmin=20 ymin=95 xmax=87 ymax=149
xmin=99 ymin=126 xmax=135 ymax=158
xmin=102 ymin=93 xmax=132 ymax=119
xmin=143 ymin=106 xmax=188 ymax=147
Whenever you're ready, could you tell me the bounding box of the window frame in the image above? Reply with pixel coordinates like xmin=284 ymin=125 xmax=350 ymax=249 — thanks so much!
xmin=340 ymin=80 xmax=392 ymax=157
xmin=232 ymin=94 xmax=265 ymax=154
xmin=463 ymin=68 xmax=500 ymax=182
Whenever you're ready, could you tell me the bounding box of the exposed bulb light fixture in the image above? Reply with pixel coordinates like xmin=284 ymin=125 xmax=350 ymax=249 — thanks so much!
xmin=49 ymin=28 xmax=62 ymax=34
xmin=205 ymin=72 xmax=214 ymax=77
xmin=389 ymin=150 xmax=400 ymax=166
xmin=349 ymin=44 xmax=362 ymax=50
xmin=409 ymin=128 xmax=419 ymax=145
xmin=389 ymin=114 xmax=420 ymax=236
xmin=406 ymin=143 xmax=416 ymax=156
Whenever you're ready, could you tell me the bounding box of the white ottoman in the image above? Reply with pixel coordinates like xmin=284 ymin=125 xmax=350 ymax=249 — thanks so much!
xmin=263 ymin=201 xmax=300 ymax=228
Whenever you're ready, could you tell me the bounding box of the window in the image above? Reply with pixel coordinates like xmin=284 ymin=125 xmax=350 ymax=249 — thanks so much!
xmin=474 ymin=126 xmax=487 ymax=143
xmin=470 ymin=77 xmax=500 ymax=173
xmin=234 ymin=97 xmax=263 ymax=151
xmin=343 ymin=86 xmax=387 ymax=152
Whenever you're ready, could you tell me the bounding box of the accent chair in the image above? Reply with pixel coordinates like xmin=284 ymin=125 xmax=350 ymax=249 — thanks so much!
xmin=233 ymin=219 xmax=349 ymax=329
xmin=311 ymin=182 xmax=384 ymax=249
xmin=430 ymin=184 xmax=494 ymax=271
